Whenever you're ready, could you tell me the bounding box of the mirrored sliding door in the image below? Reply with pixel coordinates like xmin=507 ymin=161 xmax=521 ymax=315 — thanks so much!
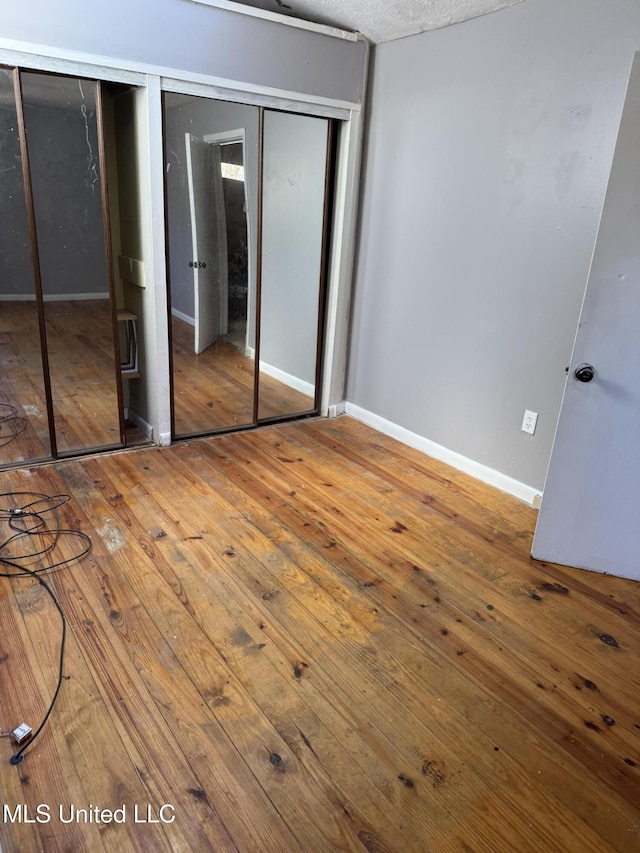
xmin=20 ymin=72 xmax=123 ymax=455
xmin=0 ymin=67 xmax=51 ymax=464
xmin=1 ymin=67 xmax=125 ymax=469
xmin=257 ymin=110 xmax=330 ymax=421
xmin=164 ymin=93 xmax=333 ymax=439
xmin=164 ymin=92 xmax=259 ymax=436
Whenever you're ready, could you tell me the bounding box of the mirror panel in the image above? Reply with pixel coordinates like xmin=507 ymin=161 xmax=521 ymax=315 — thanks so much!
xmin=163 ymin=92 xmax=259 ymax=435
xmin=257 ymin=110 xmax=329 ymax=420
xmin=20 ymin=72 xmax=122 ymax=454
xmin=0 ymin=67 xmax=51 ymax=465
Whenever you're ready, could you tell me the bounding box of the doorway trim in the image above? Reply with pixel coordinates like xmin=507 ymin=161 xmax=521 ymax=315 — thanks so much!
xmin=203 ymin=128 xmax=252 ymax=355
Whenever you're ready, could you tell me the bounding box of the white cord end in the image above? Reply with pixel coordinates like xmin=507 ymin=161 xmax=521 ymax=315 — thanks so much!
xmin=12 ymin=723 xmax=32 ymax=744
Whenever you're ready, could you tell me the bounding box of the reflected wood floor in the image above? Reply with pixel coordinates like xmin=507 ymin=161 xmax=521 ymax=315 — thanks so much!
xmin=0 ymin=300 xmax=54 ymax=463
xmin=0 ymin=301 xmax=125 ymax=466
xmin=0 ymin=417 xmax=639 ymax=852
xmin=171 ymin=316 xmax=314 ymax=435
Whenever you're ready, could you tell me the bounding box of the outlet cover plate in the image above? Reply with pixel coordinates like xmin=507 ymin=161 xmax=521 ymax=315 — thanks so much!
xmin=522 ymin=409 xmax=538 ymax=435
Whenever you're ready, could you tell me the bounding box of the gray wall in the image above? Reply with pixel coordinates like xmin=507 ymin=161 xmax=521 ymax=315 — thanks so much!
xmin=348 ymin=0 xmax=640 ymax=491
xmin=0 ymin=99 xmax=34 ymax=297
xmin=1 ymin=88 xmax=108 ymax=299
xmin=23 ymin=95 xmax=109 ymax=298
xmin=2 ymin=0 xmax=366 ymax=106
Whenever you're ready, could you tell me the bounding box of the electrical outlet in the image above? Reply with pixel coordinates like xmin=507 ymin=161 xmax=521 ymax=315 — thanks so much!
xmin=521 ymin=410 xmax=538 ymax=435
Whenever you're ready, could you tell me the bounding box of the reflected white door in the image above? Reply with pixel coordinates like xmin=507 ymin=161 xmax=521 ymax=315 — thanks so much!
xmin=185 ymin=133 xmax=228 ymax=355
xmin=532 ymin=54 xmax=640 ymax=582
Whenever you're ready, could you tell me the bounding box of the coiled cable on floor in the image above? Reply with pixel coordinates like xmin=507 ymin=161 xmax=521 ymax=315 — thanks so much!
xmin=0 ymin=492 xmax=91 ymax=765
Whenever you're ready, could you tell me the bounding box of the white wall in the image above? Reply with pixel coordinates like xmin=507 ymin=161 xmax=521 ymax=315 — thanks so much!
xmin=348 ymin=0 xmax=640 ymax=492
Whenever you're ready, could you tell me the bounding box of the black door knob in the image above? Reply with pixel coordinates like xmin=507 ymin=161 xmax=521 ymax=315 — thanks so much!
xmin=574 ymin=363 xmax=595 ymax=383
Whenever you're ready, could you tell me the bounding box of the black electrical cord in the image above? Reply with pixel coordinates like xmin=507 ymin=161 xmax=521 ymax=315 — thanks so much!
xmin=0 ymin=556 xmax=66 ymax=766
xmin=0 ymin=492 xmax=91 ymax=765
xmin=0 ymin=493 xmax=92 ymax=570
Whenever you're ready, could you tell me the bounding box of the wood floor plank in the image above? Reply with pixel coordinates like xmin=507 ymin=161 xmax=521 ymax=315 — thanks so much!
xmin=0 ymin=578 xmax=51 ymax=853
xmin=48 ymin=460 xmax=350 ymax=853
xmin=231 ymin=424 xmax=640 ymax=690
xmin=1 ymin=469 xmax=235 ymax=853
xmin=244 ymin=424 xmax=640 ymax=706
xmin=94 ymin=450 xmax=434 ymax=853
xmin=178 ymin=430 xmax=638 ymax=851
xmin=0 ymin=417 xmax=638 ymax=852
xmin=158 ymin=439 xmax=616 ymax=853
xmin=89 ymin=452 xmax=422 ymax=853
xmin=35 ymin=463 xmax=299 ymax=853
xmin=118 ymin=446 xmax=543 ymax=853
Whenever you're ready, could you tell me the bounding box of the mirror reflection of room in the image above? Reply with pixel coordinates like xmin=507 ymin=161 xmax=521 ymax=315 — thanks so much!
xmin=257 ymin=110 xmax=329 ymax=421
xmin=163 ymin=94 xmax=332 ymax=438
xmin=0 ymin=68 xmax=155 ymax=470
xmin=163 ymin=92 xmax=259 ymax=436
xmin=20 ymin=71 xmax=124 ymax=455
xmin=0 ymin=67 xmax=51 ymax=466
xmin=102 ymin=81 xmax=154 ymax=450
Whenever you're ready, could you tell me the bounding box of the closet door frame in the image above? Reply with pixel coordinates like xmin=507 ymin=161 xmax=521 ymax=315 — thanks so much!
xmin=0 ymin=44 xmax=367 ymax=458
xmin=94 ymin=78 xmax=126 ymax=450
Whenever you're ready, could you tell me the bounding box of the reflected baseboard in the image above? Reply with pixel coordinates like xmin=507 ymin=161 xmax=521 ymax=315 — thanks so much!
xmin=171 ymin=307 xmax=196 ymax=326
xmin=246 ymin=346 xmax=314 ymax=397
xmin=125 ymin=407 xmax=153 ymax=441
xmin=0 ymin=293 xmax=110 ymax=301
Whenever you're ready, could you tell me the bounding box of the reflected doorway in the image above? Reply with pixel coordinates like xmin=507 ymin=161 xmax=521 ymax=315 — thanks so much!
xmin=164 ymin=94 xmax=259 ymax=435
xmin=219 ymin=139 xmax=250 ymax=354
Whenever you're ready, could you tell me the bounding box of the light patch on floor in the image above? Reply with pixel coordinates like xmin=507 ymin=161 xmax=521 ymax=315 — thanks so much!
xmin=97 ymin=519 xmax=126 ymax=553
xmin=23 ymin=404 xmax=41 ymax=416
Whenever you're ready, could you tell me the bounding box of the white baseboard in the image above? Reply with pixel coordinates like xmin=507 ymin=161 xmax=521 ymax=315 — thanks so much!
xmin=171 ymin=307 xmax=195 ymax=326
xmin=0 ymin=292 xmax=109 ymax=301
xmin=328 ymin=402 xmax=345 ymax=418
xmin=344 ymin=403 xmax=541 ymax=507
xmin=158 ymin=430 xmax=172 ymax=447
xmin=260 ymin=361 xmax=314 ymax=398
xmin=246 ymin=347 xmax=314 ymax=398
xmin=127 ymin=408 xmax=153 ymax=440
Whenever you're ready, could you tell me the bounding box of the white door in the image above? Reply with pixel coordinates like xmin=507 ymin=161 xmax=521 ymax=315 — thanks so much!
xmin=532 ymin=54 xmax=640 ymax=582
xmin=185 ymin=133 xmax=228 ymax=355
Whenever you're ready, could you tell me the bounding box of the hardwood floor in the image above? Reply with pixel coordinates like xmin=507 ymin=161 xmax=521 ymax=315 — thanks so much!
xmin=0 ymin=417 xmax=638 ymax=852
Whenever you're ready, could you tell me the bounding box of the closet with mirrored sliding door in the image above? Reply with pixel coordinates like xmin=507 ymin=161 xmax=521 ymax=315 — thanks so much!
xmin=0 ymin=66 xmax=135 ymax=469
xmin=163 ymin=92 xmax=334 ymax=439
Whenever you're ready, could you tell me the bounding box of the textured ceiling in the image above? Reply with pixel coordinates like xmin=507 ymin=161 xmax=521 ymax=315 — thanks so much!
xmin=229 ymin=0 xmax=524 ymax=43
